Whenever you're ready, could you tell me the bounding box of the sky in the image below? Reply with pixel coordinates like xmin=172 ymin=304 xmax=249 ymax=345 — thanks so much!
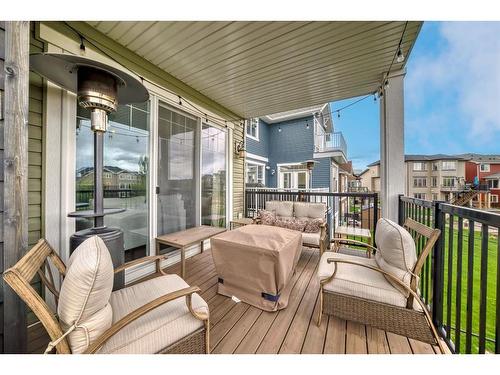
xmin=330 ymin=21 xmax=500 ymax=172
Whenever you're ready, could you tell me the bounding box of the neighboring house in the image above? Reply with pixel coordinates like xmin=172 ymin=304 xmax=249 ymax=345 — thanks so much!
xmin=464 ymin=154 xmax=500 ymax=208
xmin=361 ymin=154 xmax=500 ymax=207
xmin=76 ymin=166 xmax=141 ymax=190
xmin=358 ymin=163 xmax=381 ymax=193
xmin=244 ymin=104 xmax=348 ymax=193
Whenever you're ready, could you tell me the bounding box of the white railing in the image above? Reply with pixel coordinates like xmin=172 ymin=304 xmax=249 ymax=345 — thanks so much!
xmin=315 ymin=131 xmax=347 ymax=156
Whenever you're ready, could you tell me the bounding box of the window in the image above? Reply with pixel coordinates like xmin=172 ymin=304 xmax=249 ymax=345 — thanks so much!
xmin=480 ymin=163 xmax=490 ymax=172
xmin=443 ymin=177 xmax=456 ymax=187
xmin=76 ymin=102 xmax=150 ymax=261
xmin=432 ymin=162 xmax=438 ymax=171
xmin=201 ymin=123 xmax=227 ymax=228
xmin=246 ymin=162 xmax=265 ymax=185
xmin=492 ymin=195 xmax=499 ymax=203
xmin=157 ymin=103 xmax=198 ymax=236
xmin=442 ymin=161 xmax=456 ymax=171
xmin=414 ymin=193 xmax=426 ymax=199
xmin=488 ymin=179 xmax=499 ymax=189
xmin=413 ymin=177 xmax=427 ymax=187
xmin=246 ymin=118 xmax=259 ymax=140
xmin=431 ymin=176 xmax=438 ymax=187
xmin=432 ymin=193 xmax=438 ymax=201
xmin=413 ymin=162 xmax=426 ymax=171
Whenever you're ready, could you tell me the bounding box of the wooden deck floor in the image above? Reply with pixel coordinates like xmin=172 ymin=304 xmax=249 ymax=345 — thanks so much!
xmin=28 ymin=247 xmax=441 ymax=354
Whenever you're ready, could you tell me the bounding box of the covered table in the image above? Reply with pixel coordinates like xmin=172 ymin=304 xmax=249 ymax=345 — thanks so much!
xmin=210 ymin=224 xmax=302 ymax=311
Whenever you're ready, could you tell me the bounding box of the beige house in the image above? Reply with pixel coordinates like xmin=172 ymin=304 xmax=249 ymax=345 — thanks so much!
xmin=360 ymin=155 xmax=469 ymax=202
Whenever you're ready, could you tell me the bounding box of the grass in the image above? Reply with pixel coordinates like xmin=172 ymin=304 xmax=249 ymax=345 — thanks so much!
xmin=345 ymin=217 xmax=499 ymax=354
xmin=440 ymin=223 xmax=498 ymax=354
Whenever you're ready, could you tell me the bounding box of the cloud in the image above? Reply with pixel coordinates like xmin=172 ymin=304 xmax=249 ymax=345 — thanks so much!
xmin=406 ymin=22 xmax=500 ymax=142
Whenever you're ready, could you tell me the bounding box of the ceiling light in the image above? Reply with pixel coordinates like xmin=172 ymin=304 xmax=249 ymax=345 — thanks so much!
xmin=396 ymin=48 xmax=405 ymax=63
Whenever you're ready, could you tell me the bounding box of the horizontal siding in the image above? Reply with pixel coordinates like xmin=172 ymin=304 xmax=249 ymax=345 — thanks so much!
xmin=311 ymin=157 xmax=331 ymax=189
xmin=267 ymin=116 xmax=315 ymax=188
xmin=246 ymin=119 xmax=270 ymax=159
xmin=233 ymin=124 xmax=245 ymax=218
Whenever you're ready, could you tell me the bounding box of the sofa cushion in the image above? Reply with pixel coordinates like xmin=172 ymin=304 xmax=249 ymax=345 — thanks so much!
xmin=58 ymin=236 xmax=114 ymax=353
xmin=374 ymin=218 xmax=417 ymax=296
xmin=100 ymin=274 xmax=208 ymax=354
xmin=302 ymin=231 xmax=321 ymax=246
xmin=258 ymin=209 xmax=276 ymax=226
xmin=318 ymin=252 xmax=421 ymax=310
xmin=266 ymin=201 xmax=294 ymax=218
xmin=303 ymin=218 xmax=325 ymax=233
xmin=274 ymin=217 xmax=307 ymax=232
xmin=294 ymin=202 xmax=326 ymax=220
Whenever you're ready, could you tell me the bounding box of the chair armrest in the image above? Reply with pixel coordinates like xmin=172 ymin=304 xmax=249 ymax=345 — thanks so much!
xmin=114 ymin=255 xmax=168 ymax=275
xmin=84 ymin=286 xmax=206 ymax=354
xmin=323 ymin=257 xmax=446 ymax=354
xmin=331 ymin=238 xmax=377 ymax=255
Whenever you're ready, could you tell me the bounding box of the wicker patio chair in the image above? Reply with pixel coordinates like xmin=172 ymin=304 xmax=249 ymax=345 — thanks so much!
xmin=317 ymin=217 xmax=446 ymax=354
xmin=3 ymin=236 xmax=209 ymax=354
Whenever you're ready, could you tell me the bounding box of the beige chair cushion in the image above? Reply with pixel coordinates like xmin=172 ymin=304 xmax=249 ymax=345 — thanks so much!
xmin=374 ymin=218 xmax=417 ymax=296
xmin=58 ymin=236 xmax=114 ymax=354
xmin=294 ymin=202 xmax=326 ymax=219
xmin=266 ymin=201 xmax=294 ymax=218
xmin=99 ymin=274 xmax=208 ymax=354
xmin=302 ymin=231 xmax=321 ymax=246
xmin=318 ymin=252 xmax=421 ymax=310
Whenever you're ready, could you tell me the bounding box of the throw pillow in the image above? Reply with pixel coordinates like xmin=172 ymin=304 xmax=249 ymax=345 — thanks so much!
xmin=258 ymin=209 xmax=276 ymax=226
xmin=275 ymin=217 xmax=307 ymax=232
xmin=303 ymin=218 xmax=325 ymax=233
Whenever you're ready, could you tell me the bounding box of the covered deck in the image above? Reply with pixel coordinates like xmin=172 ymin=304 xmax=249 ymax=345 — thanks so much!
xmin=28 ymin=247 xmax=443 ymax=354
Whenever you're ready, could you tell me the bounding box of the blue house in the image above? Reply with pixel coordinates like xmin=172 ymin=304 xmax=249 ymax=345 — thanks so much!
xmin=245 ymin=104 xmax=349 ymax=192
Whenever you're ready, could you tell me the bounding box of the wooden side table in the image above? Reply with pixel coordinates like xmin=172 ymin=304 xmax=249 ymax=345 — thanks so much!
xmin=229 ymin=217 xmax=254 ymax=230
xmin=155 ymin=225 xmax=227 ymax=278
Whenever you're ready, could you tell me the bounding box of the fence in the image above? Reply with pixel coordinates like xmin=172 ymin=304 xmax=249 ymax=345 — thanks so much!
xmin=399 ymin=195 xmax=500 ymax=354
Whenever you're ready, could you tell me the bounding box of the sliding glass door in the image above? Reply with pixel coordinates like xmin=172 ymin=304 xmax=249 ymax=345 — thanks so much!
xmin=201 ymin=123 xmax=227 ymax=227
xmin=157 ymin=103 xmax=199 ymax=235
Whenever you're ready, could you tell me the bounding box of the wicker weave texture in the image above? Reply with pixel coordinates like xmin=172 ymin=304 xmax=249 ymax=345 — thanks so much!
xmin=323 ymin=291 xmax=436 ymax=344
xmin=161 ymin=328 xmax=206 ymax=354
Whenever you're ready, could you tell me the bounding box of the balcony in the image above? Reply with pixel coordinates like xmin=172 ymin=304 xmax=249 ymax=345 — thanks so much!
xmin=313 ymin=132 xmax=347 ymax=163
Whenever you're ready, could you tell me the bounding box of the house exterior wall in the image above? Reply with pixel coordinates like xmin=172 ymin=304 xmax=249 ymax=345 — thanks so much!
xmin=465 ymin=160 xmax=500 ymax=183
xmin=1 ymin=21 xmax=45 ymax=353
xmin=246 ymin=115 xmax=334 ymax=190
xmin=405 ymin=159 xmax=466 ymax=201
xmin=359 ymin=164 xmax=380 ymax=193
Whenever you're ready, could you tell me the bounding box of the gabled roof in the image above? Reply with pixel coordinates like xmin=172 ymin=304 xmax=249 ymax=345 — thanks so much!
xmin=260 ymin=104 xmax=327 ymax=124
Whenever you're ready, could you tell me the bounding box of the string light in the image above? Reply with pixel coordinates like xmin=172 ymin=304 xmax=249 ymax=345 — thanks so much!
xmin=306 ymin=121 xmax=310 ymax=130
xmin=396 ymin=47 xmax=405 ymax=63
xmin=373 ymin=94 xmax=377 ymax=102
xmin=278 ymin=127 xmax=282 ymax=133
xmin=62 ymin=22 xmax=244 ymax=129
xmin=337 ymin=111 xmax=340 ymax=119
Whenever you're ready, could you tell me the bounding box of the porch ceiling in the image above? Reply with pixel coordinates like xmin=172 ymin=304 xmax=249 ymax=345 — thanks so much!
xmin=85 ymin=21 xmax=422 ymax=118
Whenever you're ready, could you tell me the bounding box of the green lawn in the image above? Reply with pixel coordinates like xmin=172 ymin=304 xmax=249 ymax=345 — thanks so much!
xmin=440 ymin=223 xmax=498 ymax=354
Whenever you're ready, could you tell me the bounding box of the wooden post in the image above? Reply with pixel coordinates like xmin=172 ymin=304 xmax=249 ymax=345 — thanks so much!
xmin=3 ymin=21 xmax=30 ymax=354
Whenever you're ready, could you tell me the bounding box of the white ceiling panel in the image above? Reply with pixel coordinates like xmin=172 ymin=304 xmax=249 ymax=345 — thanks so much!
xmin=86 ymin=21 xmax=422 ymax=118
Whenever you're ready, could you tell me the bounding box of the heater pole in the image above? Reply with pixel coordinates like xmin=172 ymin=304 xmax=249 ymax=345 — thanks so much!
xmin=94 ymin=131 xmax=104 ymax=227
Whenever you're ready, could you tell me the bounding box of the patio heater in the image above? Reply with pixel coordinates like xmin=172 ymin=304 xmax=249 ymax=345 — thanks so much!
xmin=30 ymin=53 xmax=149 ymax=289
xmin=302 ymin=159 xmax=319 ymax=190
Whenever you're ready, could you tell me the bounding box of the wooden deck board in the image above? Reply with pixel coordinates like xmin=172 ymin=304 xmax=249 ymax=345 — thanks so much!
xmin=27 ymin=246 xmax=440 ymax=354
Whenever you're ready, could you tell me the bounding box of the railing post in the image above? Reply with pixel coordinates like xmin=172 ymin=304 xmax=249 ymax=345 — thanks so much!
xmin=398 ymin=194 xmax=404 ymax=225
xmin=432 ymin=201 xmax=445 ymax=330
xmin=373 ymin=193 xmax=379 ymax=233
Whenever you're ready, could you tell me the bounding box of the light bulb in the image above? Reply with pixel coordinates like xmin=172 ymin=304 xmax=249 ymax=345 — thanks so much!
xmin=306 ymin=122 xmax=310 ymax=129
xmin=396 ymin=48 xmax=405 ymax=63
xmin=278 ymin=127 xmax=282 ymax=133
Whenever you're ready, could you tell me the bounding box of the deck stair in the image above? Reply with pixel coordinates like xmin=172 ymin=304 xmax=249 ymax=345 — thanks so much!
xmin=451 ymin=190 xmax=479 ymax=206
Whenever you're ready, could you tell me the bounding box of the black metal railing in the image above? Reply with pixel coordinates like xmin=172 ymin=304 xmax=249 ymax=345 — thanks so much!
xmin=399 ymin=195 xmax=500 ymax=354
xmin=245 ymin=188 xmax=379 ymax=240
xmin=76 ymin=188 xmax=147 ymax=210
